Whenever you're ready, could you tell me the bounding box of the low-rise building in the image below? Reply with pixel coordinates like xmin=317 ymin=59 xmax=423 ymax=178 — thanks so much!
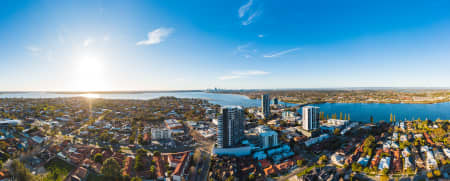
xmin=151 ymin=128 xmax=171 ymax=140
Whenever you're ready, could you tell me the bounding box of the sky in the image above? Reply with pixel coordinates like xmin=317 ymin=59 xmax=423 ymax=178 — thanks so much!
xmin=1 ymin=0 xmax=450 ymax=91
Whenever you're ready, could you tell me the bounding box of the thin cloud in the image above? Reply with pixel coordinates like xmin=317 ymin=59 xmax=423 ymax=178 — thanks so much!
xmin=103 ymin=34 xmax=110 ymax=41
xmin=242 ymin=11 xmax=261 ymax=26
xmin=238 ymin=0 xmax=253 ymax=18
xmin=235 ymin=43 xmax=256 ymax=58
xmin=84 ymin=38 xmax=95 ymax=47
xmin=238 ymin=0 xmax=261 ymax=26
xmin=219 ymin=75 xmax=241 ymax=80
xmin=232 ymin=70 xmax=269 ymax=76
xmin=219 ymin=70 xmax=270 ymax=80
xmin=26 ymin=46 xmax=41 ymax=53
xmin=137 ymin=27 xmax=174 ymax=46
xmin=258 ymin=34 xmax=264 ymax=38
xmin=263 ymin=48 xmax=301 ymax=58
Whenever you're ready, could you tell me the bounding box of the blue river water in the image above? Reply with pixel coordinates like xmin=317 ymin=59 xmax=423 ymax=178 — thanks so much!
xmin=308 ymin=102 xmax=450 ymax=122
xmin=1 ymin=92 xmax=449 ymax=122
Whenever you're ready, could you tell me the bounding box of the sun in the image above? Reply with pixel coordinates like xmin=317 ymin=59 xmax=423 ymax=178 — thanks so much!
xmin=70 ymin=55 xmax=108 ymax=91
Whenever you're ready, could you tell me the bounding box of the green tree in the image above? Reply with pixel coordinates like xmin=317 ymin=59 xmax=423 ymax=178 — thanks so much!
xmin=131 ymin=177 xmax=143 ymax=181
xmin=427 ymin=171 xmax=433 ymax=178
xmin=370 ymin=115 xmax=374 ymax=123
xmin=10 ymin=159 xmax=36 ymax=181
xmin=248 ymin=173 xmax=255 ymax=181
xmin=153 ymin=151 xmax=161 ymax=157
xmin=433 ymin=169 xmax=441 ymax=177
xmin=297 ymin=160 xmax=303 ymax=167
xmin=101 ymin=158 xmax=121 ymax=179
xmin=94 ymin=153 xmax=103 ymax=163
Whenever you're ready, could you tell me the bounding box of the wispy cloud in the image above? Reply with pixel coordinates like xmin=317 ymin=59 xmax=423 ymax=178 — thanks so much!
xmin=238 ymin=0 xmax=261 ymax=26
xmin=238 ymin=0 xmax=253 ymax=18
xmin=103 ymin=34 xmax=110 ymax=41
xmin=219 ymin=70 xmax=270 ymax=80
xmin=263 ymin=48 xmax=301 ymax=58
xmin=137 ymin=27 xmax=174 ymax=46
xmin=232 ymin=70 xmax=269 ymax=76
xmin=258 ymin=34 xmax=264 ymax=38
xmin=235 ymin=43 xmax=257 ymax=58
xmin=242 ymin=11 xmax=261 ymax=26
xmin=219 ymin=75 xmax=242 ymax=80
xmin=26 ymin=46 xmax=41 ymax=53
xmin=84 ymin=38 xmax=95 ymax=47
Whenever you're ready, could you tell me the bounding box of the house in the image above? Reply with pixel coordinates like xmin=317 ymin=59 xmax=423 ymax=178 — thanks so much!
xmin=70 ymin=166 xmax=88 ymax=181
xmin=275 ymin=160 xmax=295 ymax=174
xmin=264 ymin=165 xmax=277 ymax=177
xmin=122 ymin=157 xmax=134 ymax=177
xmin=172 ymin=152 xmax=190 ymax=181
xmin=378 ymin=157 xmax=390 ymax=170
xmin=153 ymin=156 xmax=165 ymax=180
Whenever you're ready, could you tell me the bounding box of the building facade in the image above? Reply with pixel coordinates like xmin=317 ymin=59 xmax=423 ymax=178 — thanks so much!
xmin=302 ymin=106 xmax=320 ymax=130
xmin=151 ymin=128 xmax=171 ymax=140
xmin=261 ymin=94 xmax=270 ymax=119
xmin=217 ymin=106 xmax=244 ymax=148
xmin=256 ymin=125 xmax=278 ymax=149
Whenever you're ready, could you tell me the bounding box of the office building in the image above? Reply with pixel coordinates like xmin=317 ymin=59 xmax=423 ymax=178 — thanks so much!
xmin=302 ymin=106 xmax=320 ymax=130
xmin=217 ymin=106 xmax=244 ymax=148
xmin=261 ymin=94 xmax=270 ymax=119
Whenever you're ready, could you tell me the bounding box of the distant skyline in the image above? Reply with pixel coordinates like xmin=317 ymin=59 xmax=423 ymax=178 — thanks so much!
xmin=1 ymin=0 xmax=450 ymax=91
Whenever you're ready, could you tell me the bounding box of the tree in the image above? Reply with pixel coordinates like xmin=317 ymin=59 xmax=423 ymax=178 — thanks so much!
xmin=131 ymin=176 xmax=143 ymax=181
xmin=248 ymin=173 xmax=255 ymax=181
xmin=10 ymin=159 xmax=36 ymax=181
xmin=433 ymin=169 xmax=441 ymax=177
xmin=101 ymin=158 xmax=121 ymax=179
xmin=427 ymin=171 xmax=433 ymax=178
xmin=297 ymin=160 xmax=303 ymax=167
xmin=153 ymin=151 xmax=161 ymax=157
xmin=380 ymin=175 xmax=389 ymax=181
xmin=94 ymin=153 xmax=103 ymax=163
xmin=334 ymin=128 xmax=340 ymax=136
xmin=370 ymin=115 xmax=374 ymax=123
xmin=318 ymin=155 xmax=328 ymax=165
xmin=149 ymin=165 xmax=156 ymax=179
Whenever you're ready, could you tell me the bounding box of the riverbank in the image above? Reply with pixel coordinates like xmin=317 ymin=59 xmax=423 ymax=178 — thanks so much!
xmin=207 ymin=91 xmax=450 ymax=105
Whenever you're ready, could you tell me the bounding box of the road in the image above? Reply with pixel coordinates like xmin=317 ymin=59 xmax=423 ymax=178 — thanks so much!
xmin=277 ymin=166 xmax=308 ymax=181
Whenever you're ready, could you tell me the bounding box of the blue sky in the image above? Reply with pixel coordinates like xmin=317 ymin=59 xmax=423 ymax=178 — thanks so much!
xmin=1 ymin=0 xmax=450 ymax=91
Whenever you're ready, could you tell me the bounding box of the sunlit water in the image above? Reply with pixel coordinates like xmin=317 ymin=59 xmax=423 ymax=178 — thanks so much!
xmin=0 ymin=91 xmax=294 ymax=107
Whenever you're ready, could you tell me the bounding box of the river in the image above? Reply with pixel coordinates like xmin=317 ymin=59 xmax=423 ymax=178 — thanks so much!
xmin=1 ymin=92 xmax=449 ymax=122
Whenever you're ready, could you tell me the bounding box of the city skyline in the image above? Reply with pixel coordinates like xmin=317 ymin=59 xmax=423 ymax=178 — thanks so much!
xmin=1 ymin=0 xmax=450 ymax=91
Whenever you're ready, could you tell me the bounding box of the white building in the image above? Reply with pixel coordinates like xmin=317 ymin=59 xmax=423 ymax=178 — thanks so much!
xmin=304 ymin=134 xmax=329 ymax=147
xmin=255 ymin=125 xmax=278 ymax=149
xmin=331 ymin=152 xmax=345 ymax=167
xmin=302 ymin=106 xmax=320 ymax=131
xmin=151 ymin=128 xmax=171 ymax=140
xmin=378 ymin=157 xmax=391 ymax=170
xmin=282 ymin=111 xmax=296 ymax=121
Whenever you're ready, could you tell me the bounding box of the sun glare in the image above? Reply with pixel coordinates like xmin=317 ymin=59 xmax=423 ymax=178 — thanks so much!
xmin=70 ymin=55 xmax=108 ymax=91
xmin=81 ymin=93 xmax=100 ymax=99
